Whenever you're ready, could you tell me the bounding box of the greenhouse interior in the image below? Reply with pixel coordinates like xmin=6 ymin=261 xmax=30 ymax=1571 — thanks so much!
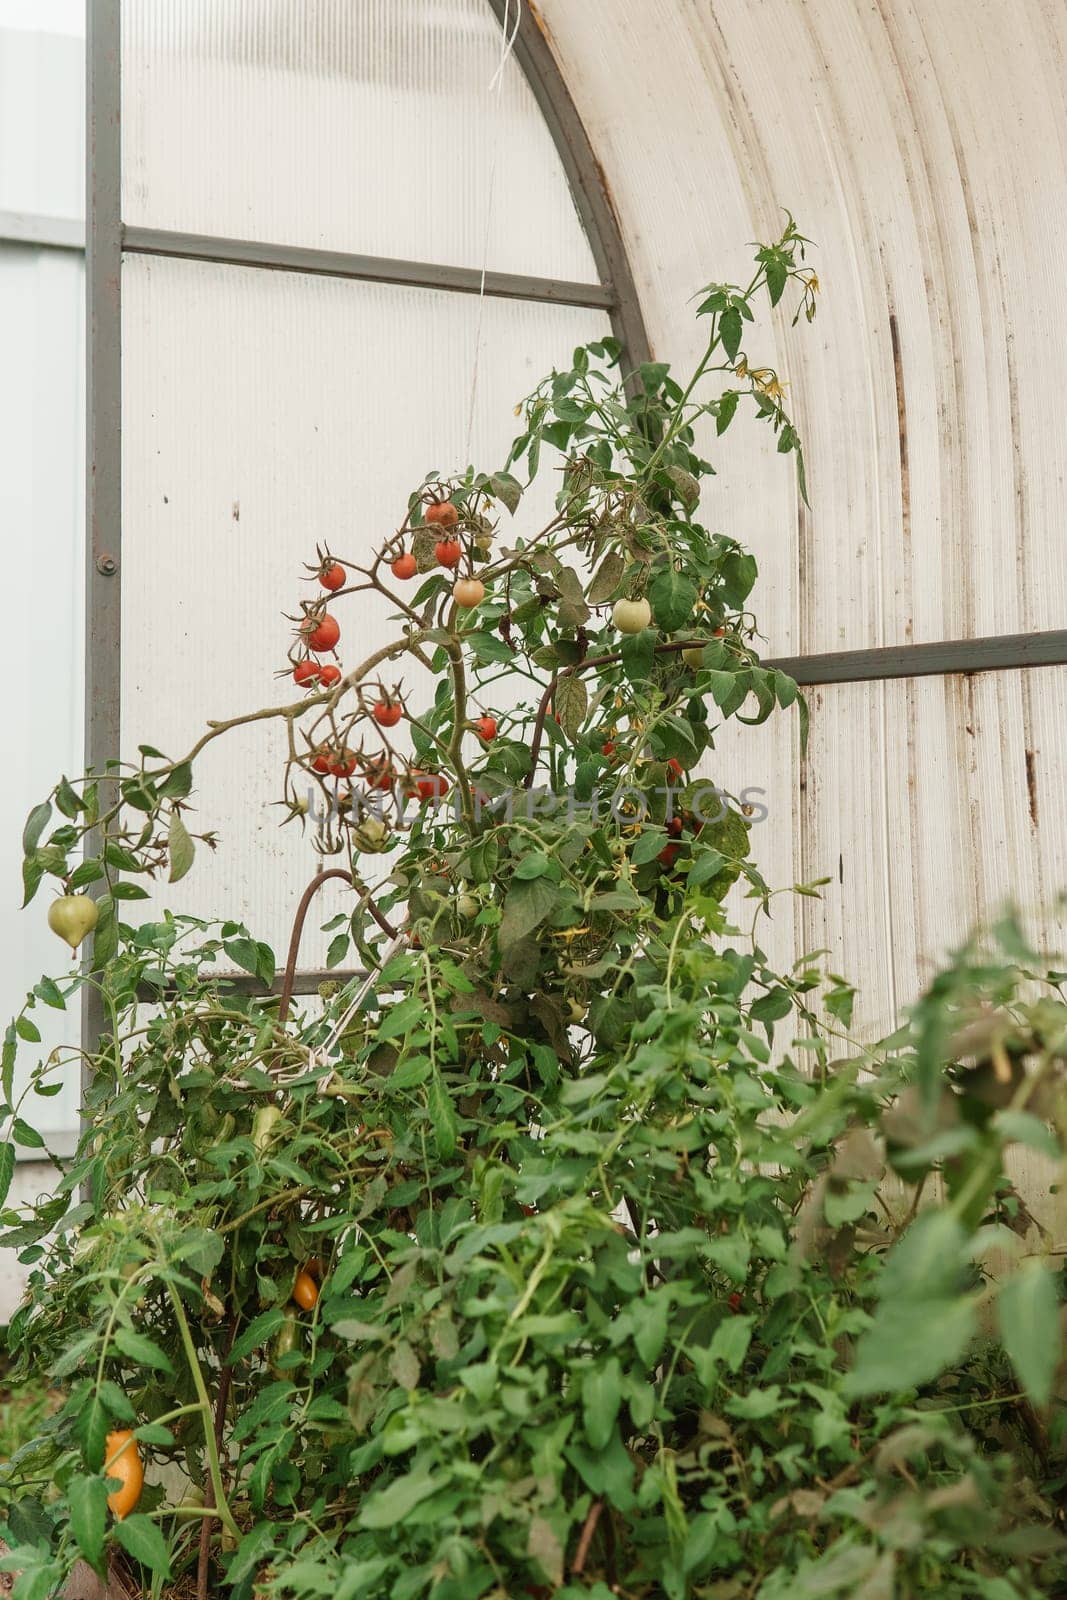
xmin=1 ymin=1 xmax=1066 ymax=1596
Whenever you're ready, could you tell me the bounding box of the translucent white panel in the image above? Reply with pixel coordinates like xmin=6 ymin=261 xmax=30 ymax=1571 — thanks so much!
xmin=0 ymin=2 xmax=83 ymax=33
xmin=538 ymin=0 xmax=1067 ymax=650
xmin=121 ymin=252 xmax=611 ymax=968
xmin=121 ymin=0 xmax=598 ymax=282
xmin=715 ymin=668 xmax=1067 ymax=1049
xmin=0 ymin=24 xmax=84 ymax=219
xmin=0 ymin=243 xmax=86 ymax=1145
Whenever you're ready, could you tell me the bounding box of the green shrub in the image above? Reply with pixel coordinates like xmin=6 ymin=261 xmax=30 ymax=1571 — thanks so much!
xmin=1 ymin=218 xmax=1064 ymax=1599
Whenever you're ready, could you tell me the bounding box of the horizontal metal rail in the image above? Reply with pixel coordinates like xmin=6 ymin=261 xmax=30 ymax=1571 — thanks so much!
xmin=766 ymin=628 xmax=1067 ymax=686
xmin=0 ymin=209 xmax=84 ymax=251
xmin=121 ymin=224 xmax=616 ymax=309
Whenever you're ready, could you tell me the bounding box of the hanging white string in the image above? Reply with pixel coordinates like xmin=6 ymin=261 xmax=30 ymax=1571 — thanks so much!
xmin=464 ymin=0 xmax=523 ymax=462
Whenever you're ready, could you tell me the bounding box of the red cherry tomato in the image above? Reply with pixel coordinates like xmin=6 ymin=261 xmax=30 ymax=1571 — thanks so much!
xmin=728 ymin=1292 xmax=743 ymax=1313
xmin=408 ymin=770 xmax=449 ymax=803
xmin=319 ymin=562 xmax=346 ymax=592
xmin=318 ymin=663 xmax=341 ymax=688
xmin=667 ymin=815 xmax=684 ymax=838
xmin=666 ymin=758 xmax=685 ymax=782
xmin=435 ymin=538 xmax=462 ymax=569
xmin=601 ymin=741 xmax=616 ymax=757
xmin=364 ymin=760 xmax=394 ymax=792
xmin=311 ymin=750 xmax=332 ymax=774
xmin=373 ymin=700 xmax=403 ymax=728
xmin=426 ymin=501 xmax=459 ymax=529
xmin=391 ymin=552 xmax=418 ymax=581
xmin=303 ymin=613 xmax=340 ymax=652
xmin=474 ymin=715 xmax=497 ymax=742
xmin=293 ymin=660 xmax=320 ymax=687
xmin=328 ymin=750 xmax=358 ymax=778
xmin=658 ymin=843 xmax=682 ymax=869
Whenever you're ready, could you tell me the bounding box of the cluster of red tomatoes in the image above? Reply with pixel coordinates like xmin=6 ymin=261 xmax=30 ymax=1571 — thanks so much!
xmin=291 ymin=558 xmax=347 ymax=689
xmin=286 ymin=502 xmax=502 ymax=813
xmin=388 ymin=499 xmax=487 ymax=609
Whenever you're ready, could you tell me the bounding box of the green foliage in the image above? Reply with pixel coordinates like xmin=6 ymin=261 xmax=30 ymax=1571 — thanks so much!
xmin=0 ymin=220 xmax=1065 ymax=1600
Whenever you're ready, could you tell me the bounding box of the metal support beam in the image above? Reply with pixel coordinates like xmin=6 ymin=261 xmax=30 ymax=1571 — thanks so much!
xmin=84 ymin=0 xmax=122 ymax=1061
xmin=120 ymin=225 xmax=614 ymax=309
xmin=486 ymin=0 xmax=652 ymax=371
xmin=766 ymin=629 xmax=1067 ymax=686
xmin=0 ymin=210 xmax=84 ymax=251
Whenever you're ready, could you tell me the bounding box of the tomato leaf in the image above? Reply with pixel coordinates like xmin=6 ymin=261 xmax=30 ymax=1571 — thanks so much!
xmin=114 ymin=1513 xmax=172 ymax=1577
xmin=553 ymin=676 xmax=588 ymax=741
xmin=649 ymin=567 xmax=697 ymax=632
xmin=22 ymin=801 xmax=52 ymax=858
xmin=0 ymin=1142 xmax=16 ymax=1209
xmin=999 ymin=1263 xmax=1061 ymax=1407
xmin=67 ymin=1473 xmax=109 ymax=1569
xmin=231 ymin=1308 xmax=287 ymax=1364
xmin=428 ymin=1073 xmax=457 ymax=1160
xmin=499 ymin=878 xmax=560 ymax=956
xmin=91 ymin=896 xmax=118 ymax=969
xmin=720 ymin=305 xmax=743 ymax=363
xmin=582 ymin=1358 xmax=622 ymax=1450
xmin=112 ymin=1327 xmax=175 ymax=1375
xmin=168 ymin=810 xmax=195 ymax=883
xmin=587 ymin=551 xmax=625 ymax=605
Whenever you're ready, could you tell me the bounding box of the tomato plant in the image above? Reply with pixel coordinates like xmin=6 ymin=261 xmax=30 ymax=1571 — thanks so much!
xmin=4 ymin=219 xmax=1065 ymax=1600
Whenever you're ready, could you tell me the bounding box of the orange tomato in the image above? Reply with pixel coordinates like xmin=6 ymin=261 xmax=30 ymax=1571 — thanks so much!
xmin=434 ymin=538 xmax=462 ymax=569
xmin=453 ymin=578 xmax=485 ymax=608
xmin=426 ymin=500 xmax=459 ymax=529
xmin=292 ymin=1270 xmax=319 ymax=1311
xmin=104 ymin=1429 xmax=144 ymax=1520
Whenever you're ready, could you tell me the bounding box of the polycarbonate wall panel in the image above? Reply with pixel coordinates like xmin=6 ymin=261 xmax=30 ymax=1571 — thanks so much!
xmin=0 ymin=20 xmax=83 ymax=220
xmin=538 ymin=0 xmax=1067 ymax=653
xmin=0 ymin=8 xmax=86 ymax=1161
xmin=714 ymin=667 xmax=1067 ymax=1055
xmin=121 ymin=252 xmax=611 ymax=968
xmin=0 ymin=242 xmax=85 ymax=1147
xmin=121 ymin=0 xmax=598 ymax=282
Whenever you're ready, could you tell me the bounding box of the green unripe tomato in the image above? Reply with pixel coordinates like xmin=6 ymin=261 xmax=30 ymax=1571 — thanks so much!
xmin=612 ymin=597 xmax=652 ymax=634
xmin=47 ymin=893 xmax=99 ymax=951
xmin=682 ymin=644 xmax=706 ymax=669
xmin=351 ymin=813 xmax=391 ymax=854
xmin=270 ymin=1310 xmax=303 ymax=1377
xmin=251 ymin=1104 xmax=283 ymax=1154
xmin=456 ymin=892 xmax=479 ymax=920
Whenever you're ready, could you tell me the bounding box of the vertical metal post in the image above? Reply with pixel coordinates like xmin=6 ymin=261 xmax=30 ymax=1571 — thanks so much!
xmin=84 ymin=0 xmax=122 ymax=1060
